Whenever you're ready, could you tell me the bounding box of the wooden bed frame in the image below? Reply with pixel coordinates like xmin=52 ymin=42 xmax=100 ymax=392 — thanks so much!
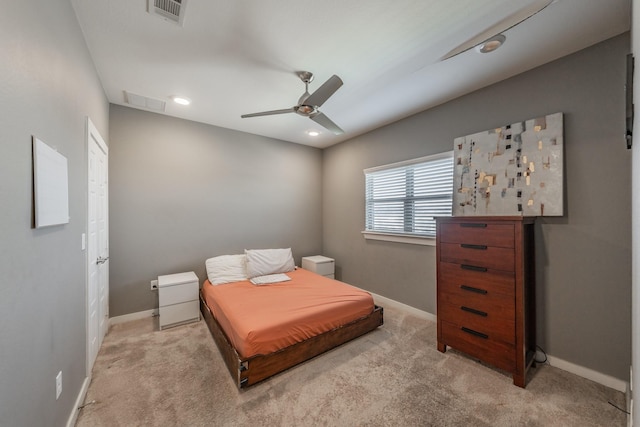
xmin=200 ymin=292 xmax=384 ymax=388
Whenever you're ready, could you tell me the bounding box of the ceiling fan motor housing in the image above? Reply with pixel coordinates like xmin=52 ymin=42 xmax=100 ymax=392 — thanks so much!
xmin=295 ymin=105 xmax=316 ymax=116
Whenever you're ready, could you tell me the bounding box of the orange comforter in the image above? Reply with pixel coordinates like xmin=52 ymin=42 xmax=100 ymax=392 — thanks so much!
xmin=201 ymin=268 xmax=375 ymax=359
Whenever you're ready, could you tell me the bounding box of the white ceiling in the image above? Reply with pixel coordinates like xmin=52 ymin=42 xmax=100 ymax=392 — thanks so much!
xmin=70 ymin=0 xmax=630 ymax=148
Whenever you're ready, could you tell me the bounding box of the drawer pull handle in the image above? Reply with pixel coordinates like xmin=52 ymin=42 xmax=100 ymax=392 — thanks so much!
xmin=460 ymin=223 xmax=487 ymax=228
xmin=461 ymin=306 xmax=488 ymax=317
xmin=460 ymin=243 xmax=487 ymax=250
xmin=461 ymin=327 xmax=488 ymax=339
xmin=460 ymin=285 xmax=488 ymax=295
xmin=461 ymin=264 xmax=487 ymax=272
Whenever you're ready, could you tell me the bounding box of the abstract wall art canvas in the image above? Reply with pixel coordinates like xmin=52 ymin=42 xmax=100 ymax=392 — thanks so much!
xmin=453 ymin=112 xmax=563 ymax=216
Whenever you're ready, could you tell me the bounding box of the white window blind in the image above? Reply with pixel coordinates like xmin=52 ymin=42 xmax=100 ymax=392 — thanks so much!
xmin=364 ymin=151 xmax=453 ymax=238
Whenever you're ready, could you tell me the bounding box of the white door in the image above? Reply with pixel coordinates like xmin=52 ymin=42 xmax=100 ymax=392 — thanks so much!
xmin=87 ymin=118 xmax=109 ymax=374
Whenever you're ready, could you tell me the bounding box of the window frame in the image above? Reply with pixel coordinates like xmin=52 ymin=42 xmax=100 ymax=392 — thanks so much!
xmin=362 ymin=151 xmax=454 ymax=246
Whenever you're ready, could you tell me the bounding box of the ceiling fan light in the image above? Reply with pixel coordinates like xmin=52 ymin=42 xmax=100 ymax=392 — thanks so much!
xmin=476 ymin=34 xmax=506 ymax=54
xmin=297 ymin=105 xmax=315 ymax=115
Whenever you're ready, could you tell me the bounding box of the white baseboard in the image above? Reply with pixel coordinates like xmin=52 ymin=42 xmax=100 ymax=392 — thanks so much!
xmin=536 ymin=351 xmax=628 ymax=393
xmin=66 ymin=376 xmax=90 ymax=427
xmin=627 ymin=366 xmax=632 ymax=427
xmin=369 ymin=292 xmax=437 ymax=322
xmin=109 ymin=308 xmax=158 ymax=326
xmin=369 ymin=291 xmax=628 ymax=393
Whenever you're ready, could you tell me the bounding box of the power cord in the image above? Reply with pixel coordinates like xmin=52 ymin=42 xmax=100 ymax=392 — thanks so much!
xmin=607 ymin=400 xmax=630 ymax=415
xmin=78 ymin=400 xmax=97 ymax=410
xmin=533 ymin=346 xmax=629 ymax=416
xmin=534 ymin=345 xmax=548 ymax=364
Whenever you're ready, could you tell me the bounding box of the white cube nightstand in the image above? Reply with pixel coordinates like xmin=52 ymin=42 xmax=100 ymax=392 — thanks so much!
xmin=157 ymin=271 xmax=200 ymax=330
xmin=301 ymin=255 xmax=335 ymax=279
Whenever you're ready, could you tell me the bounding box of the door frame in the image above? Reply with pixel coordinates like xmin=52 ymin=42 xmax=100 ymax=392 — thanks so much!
xmin=85 ymin=117 xmax=109 ymax=377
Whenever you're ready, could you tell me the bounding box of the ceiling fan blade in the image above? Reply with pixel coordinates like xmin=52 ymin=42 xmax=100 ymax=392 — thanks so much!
xmin=441 ymin=0 xmax=553 ymax=61
xmin=310 ymin=112 xmax=344 ymax=135
xmin=241 ymin=108 xmax=294 ymax=118
xmin=305 ymin=75 xmax=343 ymax=107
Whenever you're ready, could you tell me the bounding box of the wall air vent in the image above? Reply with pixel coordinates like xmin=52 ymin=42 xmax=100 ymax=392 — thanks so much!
xmin=147 ymin=0 xmax=187 ymax=26
xmin=124 ymin=91 xmax=166 ymax=112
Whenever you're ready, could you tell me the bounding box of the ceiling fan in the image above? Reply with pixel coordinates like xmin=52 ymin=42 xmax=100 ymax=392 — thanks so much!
xmin=241 ymin=71 xmax=344 ymax=135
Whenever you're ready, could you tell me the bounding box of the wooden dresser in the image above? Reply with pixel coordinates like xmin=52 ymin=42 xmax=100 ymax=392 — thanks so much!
xmin=436 ymin=216 xmax=536 ymax=387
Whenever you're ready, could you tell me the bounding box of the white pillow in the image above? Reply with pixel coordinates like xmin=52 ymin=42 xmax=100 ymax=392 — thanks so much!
xmin=249 ymin=273 xmax=292 ymax=286
xmin=205 ymin=254 xmax=247 ymax=285
xmin=244 ymin=248 xmax=295 ymax=279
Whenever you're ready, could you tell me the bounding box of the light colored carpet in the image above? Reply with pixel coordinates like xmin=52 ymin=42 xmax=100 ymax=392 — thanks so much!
xmin=76 ymin=305 xmax=626 ymax=426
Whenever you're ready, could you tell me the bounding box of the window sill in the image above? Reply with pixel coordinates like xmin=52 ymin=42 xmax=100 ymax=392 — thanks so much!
xmin=361 ymin=231 xmax=436 ymax=246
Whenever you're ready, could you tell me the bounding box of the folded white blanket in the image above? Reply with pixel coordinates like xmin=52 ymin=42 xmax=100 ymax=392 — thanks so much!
xmin=250 ymin=273 xmax=291 ymax=285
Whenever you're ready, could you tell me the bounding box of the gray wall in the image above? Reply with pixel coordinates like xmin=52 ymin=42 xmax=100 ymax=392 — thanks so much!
xmin=632 ymin=1 xmax=640 ymax=419
xmin=0 ymin=1 xmax=109 ymax=426
xmin=323 ymin=34 xmax=631 ymax=381
xmin=108 ymin=105 xmax=323 ymax=316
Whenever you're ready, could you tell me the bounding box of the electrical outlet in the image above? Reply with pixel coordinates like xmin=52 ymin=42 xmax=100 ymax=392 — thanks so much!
xmin=55 ymin=371 xmax=62 ymax=400
xmin=150 ymin=279 xmax=158 ymax=290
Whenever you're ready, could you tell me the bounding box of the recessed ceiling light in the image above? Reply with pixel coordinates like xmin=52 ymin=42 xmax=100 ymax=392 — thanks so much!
xmin=307 ymin=130 xmax=320 ymax=137
xmin=171 ymin=96 xmax=191 ymax=106
xmin=476 ymin=34 xmax=506 ymax=54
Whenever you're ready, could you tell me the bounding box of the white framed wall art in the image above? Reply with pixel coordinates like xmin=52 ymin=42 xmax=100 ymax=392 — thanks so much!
xmin=33 ymin=136 xmax=70 ymax=228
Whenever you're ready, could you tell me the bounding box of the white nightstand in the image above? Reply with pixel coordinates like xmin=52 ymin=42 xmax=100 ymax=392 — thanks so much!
xmin=157 ymin=271 xmax=200 ymax=330
xmin=301 ymin=255 xmax=335 ymax=279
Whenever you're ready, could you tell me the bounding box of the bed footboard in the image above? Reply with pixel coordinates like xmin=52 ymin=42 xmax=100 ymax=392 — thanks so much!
xmin=200 ymin=292 xmax=383 ymax=388
xmin=199 ymin=295 xmax=245 ymax=385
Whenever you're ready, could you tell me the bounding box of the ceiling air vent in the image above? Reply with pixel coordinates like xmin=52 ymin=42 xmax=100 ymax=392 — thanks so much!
xmin=148 ymin=0 xmax=187 ymax=26
xmin=124 ymin=91 xmax=166 ymax=112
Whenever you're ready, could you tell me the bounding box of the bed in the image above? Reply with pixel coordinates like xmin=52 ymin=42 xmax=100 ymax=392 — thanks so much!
xmin=200 ymin=249 xmax=384 ymax=388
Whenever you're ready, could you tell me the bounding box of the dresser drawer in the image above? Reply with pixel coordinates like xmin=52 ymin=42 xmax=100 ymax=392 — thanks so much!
xmin=159 ymin=280 xmax=199 ymax=307
xmin=438 ymin=261 xmax=514 ymax=297
xmin=440 ymin=242 xmax=514 ymax=272
xmin=159 ymin=300 xmax=200 ymax=330
xmin=438 ymin=291 xmax=515 ymax=344
xmin=440 ymin=321 xmax=515 ymax=372
xmin=439 ymin=222 xmax=514 ymax=248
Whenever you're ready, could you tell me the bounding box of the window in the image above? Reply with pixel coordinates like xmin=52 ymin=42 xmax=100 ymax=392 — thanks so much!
xmin=363 ymin=151 xmax=453 ymax=244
